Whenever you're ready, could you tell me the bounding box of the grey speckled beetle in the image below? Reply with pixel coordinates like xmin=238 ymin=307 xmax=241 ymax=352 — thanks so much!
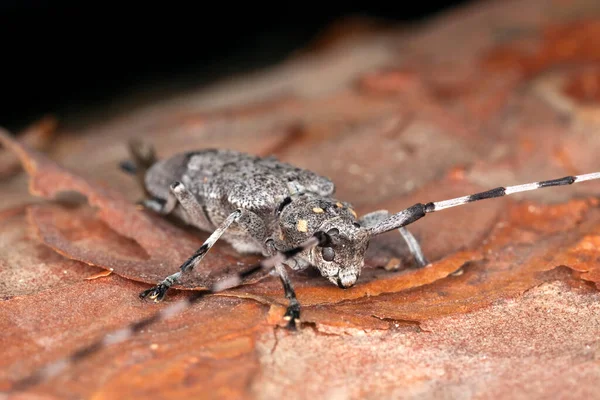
xmin=123 ymin=140 xmax=600 ymax=329
xmin=127 ymin=142 xmax=424 ymax=329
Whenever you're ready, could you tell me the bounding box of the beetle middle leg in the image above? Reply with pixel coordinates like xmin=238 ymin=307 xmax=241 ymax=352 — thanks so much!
xmin=140 ymin=180 xmax=214 ymax=229
xmin=166 ymin=181 xmax=214 ymax=229
xmin=360 ymin=210 xmax=429 ymax=267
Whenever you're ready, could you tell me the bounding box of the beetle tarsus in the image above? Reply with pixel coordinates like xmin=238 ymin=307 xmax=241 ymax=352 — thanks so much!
xmin=139 ymin=283 xmax=170 ymax=302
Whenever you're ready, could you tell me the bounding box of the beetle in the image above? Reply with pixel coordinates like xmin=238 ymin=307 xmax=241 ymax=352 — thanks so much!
xmin=9 ymin=139 xmax=600 ymax=392
xmin=122 ymin=140 xmax=431 ymax=329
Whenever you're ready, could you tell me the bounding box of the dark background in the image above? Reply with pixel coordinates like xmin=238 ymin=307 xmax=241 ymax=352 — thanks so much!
xmin=0 ymin=1 xmax=471 ymax=131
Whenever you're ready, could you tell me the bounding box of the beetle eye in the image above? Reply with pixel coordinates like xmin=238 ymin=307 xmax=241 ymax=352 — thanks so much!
xmin=321 ymin=247 xmax=335 ymax=262
xmin=327 ymin=228 xmax=339 ymax=237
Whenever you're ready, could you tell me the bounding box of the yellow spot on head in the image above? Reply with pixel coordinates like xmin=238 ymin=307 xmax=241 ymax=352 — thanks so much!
xmin=297 ymin=219 xmax=308 ymax=232
xmin=336 ymin=202 xmax=343 ymax=208
xmin=349 ymin=208 xmax=357 ymax=218
xmin=312 ymin=207 xmax=324 ymax=213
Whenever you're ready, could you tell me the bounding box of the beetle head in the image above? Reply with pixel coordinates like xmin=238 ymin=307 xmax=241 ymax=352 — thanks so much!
xmin=277 ymin=194 xmax=370 ymax=288
xmin=308 ymin=218 xmax=370 ymax=288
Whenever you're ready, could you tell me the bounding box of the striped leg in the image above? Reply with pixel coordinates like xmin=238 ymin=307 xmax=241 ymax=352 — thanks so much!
xmin=9 ymin=231 xmax=330 ymax=392
xmin=139 ymin=210 xmax=242 ymax=302
xmin=369 ymin=173 xmax=600 ymax=236
xmin=140 ymin=194 xmax=268 ymax=303
xmin=276 ymin=262 xmax=301 ymax=330
xmin=264 ymin=239 xmax=301 ymax=329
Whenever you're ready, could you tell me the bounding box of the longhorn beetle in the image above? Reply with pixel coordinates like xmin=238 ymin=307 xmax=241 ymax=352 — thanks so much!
xmin=8 ymin=140 xmax=600 ymax=392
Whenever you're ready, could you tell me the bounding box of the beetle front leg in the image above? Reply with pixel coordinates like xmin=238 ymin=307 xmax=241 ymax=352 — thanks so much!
xmin=276 ymin=262 xmax=301 ymax=330
xmin=266 ymin=239 xmax=302 ymax=330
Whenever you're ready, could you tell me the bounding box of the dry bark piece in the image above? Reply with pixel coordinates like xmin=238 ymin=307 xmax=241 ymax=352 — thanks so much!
xmin=546 ymin=219 xmax=600 ymax=288
xmin=85 ymin=269 xmax=113 ymax=280
xmin=232 ymin=251 xmax=477 ymax=308
xmin=0 ymin=128 xmax=266 ymax=290
xmin=27 ymin=203 xmax=264 ymax=288
xmin=0 ymin=205 xmax=101 ymax=298
xmin=1 ymin=275 xmax=268 ymax=399
xmin=254 ymin=280 xmax=600 ymax=399
xmin=0 ymin=116 xmax=57 ymax=180
xmin=357 ymin=67 xmax=421 ymax=96
xmin=483 ymin=20 xmax=600 ymax=79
